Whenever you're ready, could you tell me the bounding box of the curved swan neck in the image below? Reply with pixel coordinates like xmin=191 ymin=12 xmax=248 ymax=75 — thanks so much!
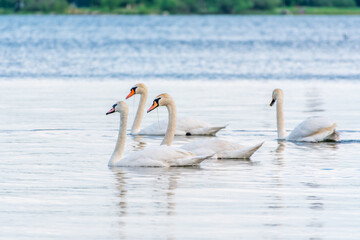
xmin=131 ymin=88 xmax=147 ymax=135
xmin=109 ymin=110 xmax=128 ymax=166
xmin=276 ymin=97 xmax=286 ymax=139
xmin=161 ymin=100 xmax=176 ymax=146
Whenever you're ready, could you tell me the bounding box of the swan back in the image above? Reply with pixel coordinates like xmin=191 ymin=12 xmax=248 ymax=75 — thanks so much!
xmin=287 ymin=116 xmax=338 ymax=142
xmin=138 ymin=117 xmax=226 ymax=136
xmin=182 ymin=139 xmax=263 ymax=159
xmin=116 ymin=145 xmax=211 ymax=167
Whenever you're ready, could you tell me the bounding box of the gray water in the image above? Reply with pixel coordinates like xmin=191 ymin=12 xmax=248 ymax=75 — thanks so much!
xmin=1 ymin=16 xmax=360 ymax=239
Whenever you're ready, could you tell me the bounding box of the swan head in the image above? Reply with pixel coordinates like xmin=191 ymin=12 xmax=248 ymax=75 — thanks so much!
xmin=106 ymin=101 xmax=128 ymax=115
xmin=147 ymin=93 xmax=173 ymax=113
xmin=270 ymin=89 xmax=283 ymax=106
xmin=126 ymin=83 xmax=147 ymax=99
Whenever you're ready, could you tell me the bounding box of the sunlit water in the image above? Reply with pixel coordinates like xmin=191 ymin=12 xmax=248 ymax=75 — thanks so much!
xmin=1 ymin=16 xmax=360 ymax=239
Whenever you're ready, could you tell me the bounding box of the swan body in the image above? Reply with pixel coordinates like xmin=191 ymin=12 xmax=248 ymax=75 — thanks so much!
xmin=138 ymin=117 xmax=226 ymax=136
xmin=106 ymin=101 xmax=211 ymax=167
xmin=126 ymin=83 xmax=226 ymax=136
xmin=146 ymin=93 xmax=263 ymax=159
xmin=287 ymin=116 xmax=338 ymax=142
xmin=114 ymin=145 xmax=206 ymax=167
xmin=182 ymin=139 xmax=264 ymax=159
xmin=270 ymin=89 xmax=339 ymax=142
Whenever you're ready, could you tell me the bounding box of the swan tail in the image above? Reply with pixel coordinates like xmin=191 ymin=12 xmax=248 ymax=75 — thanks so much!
xmin=324 ymin=129 xmax=340 ymax=142
xmin=171 ymin=153 xmax=214 ymax=167
xmin=217 ymin=142 xmax=264 ymax=159
xmin=187 ymin=125 xmax=227 ymax=136
xmin=193 ymin=153 xmax=214 ymax=164
xmin=301 ymin=124 xmax=340 ymax=142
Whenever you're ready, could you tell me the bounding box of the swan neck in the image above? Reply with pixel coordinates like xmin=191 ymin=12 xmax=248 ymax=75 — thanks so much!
xmin=109 ymin=111 xmax=128 ymax=166
xmin=276 ymin=97 xmax=286 ymax=139
xmin=161 ymin=101 xmax=176 ymax=146
xmin=131 ymin=90 xmax=147 ymax=135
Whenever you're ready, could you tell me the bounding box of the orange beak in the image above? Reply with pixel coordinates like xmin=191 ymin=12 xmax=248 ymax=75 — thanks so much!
xmin=126 ymin=89 xmax=135 ymax=99
xmin=147 ymin=101 xmax=158 ymax=113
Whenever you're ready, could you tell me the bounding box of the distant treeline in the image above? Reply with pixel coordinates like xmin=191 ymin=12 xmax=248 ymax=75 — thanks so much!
xmin=1 ymin=0 xmax=360 ymax=14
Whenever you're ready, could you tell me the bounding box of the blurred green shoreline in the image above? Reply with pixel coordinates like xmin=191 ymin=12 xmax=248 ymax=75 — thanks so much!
xmin=1 ymin=0 xmax=360 ymax=16
xmin=1 ymin=7 xmax=360 ymax=15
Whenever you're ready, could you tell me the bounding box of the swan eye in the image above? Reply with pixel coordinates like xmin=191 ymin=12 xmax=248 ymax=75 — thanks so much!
xmin=154 ymin=97 xmax=161 ymax=106
xmin=112 ymin=104 xmax=117 ymax=108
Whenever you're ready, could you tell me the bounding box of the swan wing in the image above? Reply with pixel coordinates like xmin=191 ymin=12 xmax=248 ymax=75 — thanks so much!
xmin=217 ymin=142 xmax=263 ymax=159
xmin=177 ymin=117 xmax=226 ymax=136
xmin=138 ymin=117 xmax=226 ymax=136
xmin=117 ymin=145 xmax=210 ymax=167
xmin=185 ymin=125 xmax=227 ymax=136
xmin=182 ymin=139 xmax=263 ymax=159
xmin=177 ymin=117 xmax=211 ymax=129
xmin=287 ymin=116 xmax=338 ymax=142
xmin=137 ymin=119 xmax=169 ymax=135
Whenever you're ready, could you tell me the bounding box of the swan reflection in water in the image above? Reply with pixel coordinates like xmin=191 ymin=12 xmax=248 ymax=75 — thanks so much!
xmin=130 ymin=135 xmax=147 ymax=151
xmin=264 ymin=140 xmax=286 ymax=228
xmin=274 ymin=139 xmax=338 ymax=166
xmin=295 ymin=140 xmax=338 ymax=148
xmin=275 ymin=140 xmax=286 ymax=165
xmin=269 ymin=140 xmax=330 ymax=236
xmin=111 ymin=167 xmax=200 ymax=239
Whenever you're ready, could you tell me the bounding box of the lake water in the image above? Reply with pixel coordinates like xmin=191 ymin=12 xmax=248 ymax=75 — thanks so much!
xmin=1 ymin=16 xmax=360 ymax=239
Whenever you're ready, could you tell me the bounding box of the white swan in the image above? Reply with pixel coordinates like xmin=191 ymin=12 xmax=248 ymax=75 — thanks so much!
xmin=125 ymin=83 xmax=227 ymax=136
xmin=270 ymin=88 xmax=339 ymax=142
xmin=147 ymin=93 xmax=264 ymax=159
xmin=106 ymin=100 xmax=212 ymax=167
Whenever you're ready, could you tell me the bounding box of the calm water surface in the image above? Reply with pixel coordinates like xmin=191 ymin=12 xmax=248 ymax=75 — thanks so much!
xmin=1 ymin=16 xmax=360 ymax=239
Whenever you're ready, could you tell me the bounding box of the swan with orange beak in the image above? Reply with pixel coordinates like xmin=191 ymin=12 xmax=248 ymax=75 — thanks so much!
xmin=125 ymin=83 xmax=227 ymax=136
xmin=105 ymin=99 xmax=212 ymax=167
xmin=147 ymin=94 xmax=263 ymax=159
